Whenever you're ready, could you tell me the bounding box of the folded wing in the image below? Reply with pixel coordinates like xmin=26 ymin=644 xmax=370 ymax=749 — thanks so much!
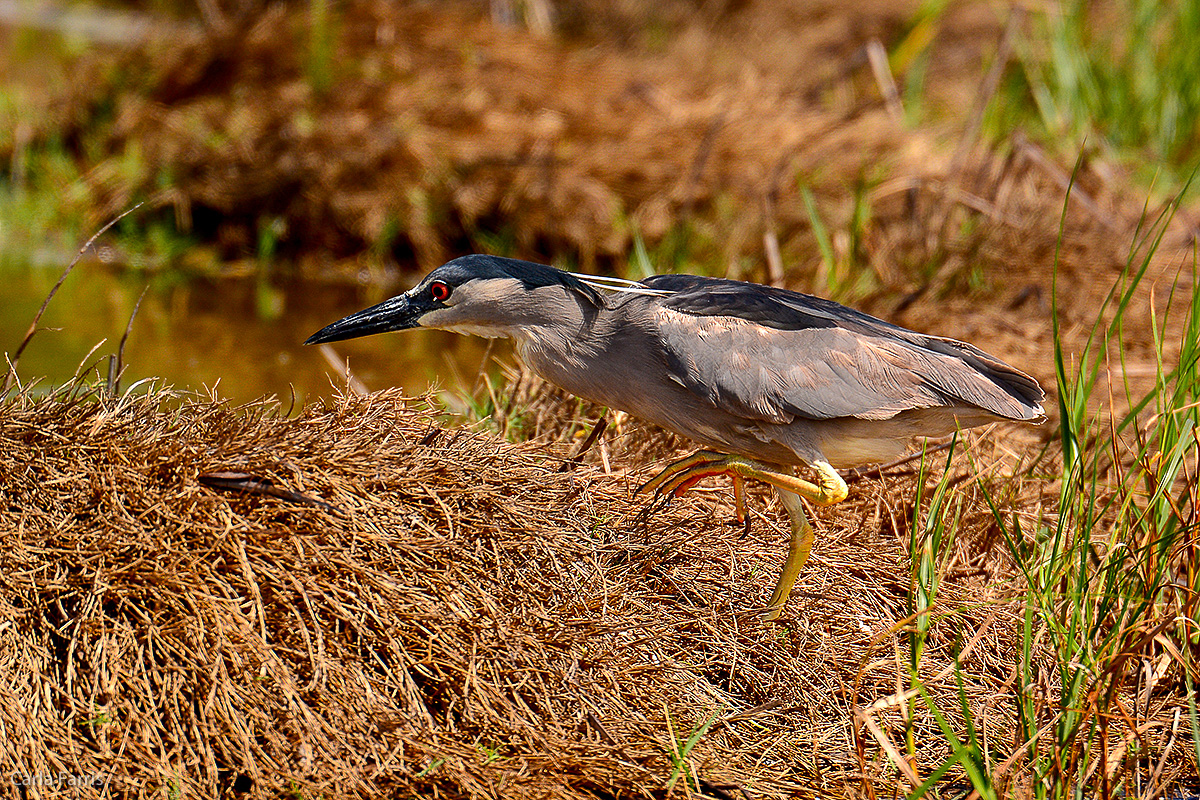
xmin=646 ymin=275 xmax=1044 ymax=425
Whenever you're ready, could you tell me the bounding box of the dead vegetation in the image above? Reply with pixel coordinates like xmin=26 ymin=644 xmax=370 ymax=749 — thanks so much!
xmin=4 ymin=0 xmax=1200 ymax=796
xmin=0 ymin=377 xmax=1069 ymax=799
xmin=10 ymin=0 xmax=918 ymax=269
xmin=10 ymin=0 xmax=1196 ymax=401
xmin=8 ymin=0 xmax=1187 ymax=291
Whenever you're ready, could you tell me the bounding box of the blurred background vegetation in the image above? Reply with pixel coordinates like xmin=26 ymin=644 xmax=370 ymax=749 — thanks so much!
xmin=5 ymin=4 xmax=1200 ymax=797
xmin=0 ymin=0 xmax=1197 ymax=401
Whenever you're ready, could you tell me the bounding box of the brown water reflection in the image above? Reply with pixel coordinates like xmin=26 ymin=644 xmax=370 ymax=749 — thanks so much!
xmin=2 ymin=264 xmax=499 ymax=404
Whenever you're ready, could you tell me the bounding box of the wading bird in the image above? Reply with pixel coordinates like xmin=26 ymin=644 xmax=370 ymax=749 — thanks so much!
xmin=307 ymin=255 xmax=1044 ymax=619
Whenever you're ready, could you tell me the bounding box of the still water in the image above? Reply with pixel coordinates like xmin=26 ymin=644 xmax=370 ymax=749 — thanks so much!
xmin=1 ymin=263 xmax=497 ymax=405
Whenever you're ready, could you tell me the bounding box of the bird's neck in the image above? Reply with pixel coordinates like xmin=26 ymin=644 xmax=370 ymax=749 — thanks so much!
xmin=512 ymin=317 xmax=608 ymax=398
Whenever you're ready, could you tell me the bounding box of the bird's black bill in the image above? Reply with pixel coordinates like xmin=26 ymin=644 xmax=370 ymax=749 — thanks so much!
xmin=304 ymin=295 xmax=421 ymax=345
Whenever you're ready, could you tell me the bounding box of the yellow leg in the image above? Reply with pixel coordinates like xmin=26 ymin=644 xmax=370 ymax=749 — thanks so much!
xmin=639 ymin=452 xmax=849 ymax=620
xmin=762 ymin=487 xmax=812 ymax=621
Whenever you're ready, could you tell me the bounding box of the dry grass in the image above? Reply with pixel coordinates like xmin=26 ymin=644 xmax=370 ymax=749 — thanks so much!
xmin=11 ymin=0 xmax=1196 ymax=408
xmin=8 ymin=0 xmax=1184 ymax=289
xmin=0 ymin=374 xmax=1083 ymax=798
xmin=2 ymin=200 xmax=1195 ymax=795
xmin=4 ymin=1 xmax=1200 ymax=795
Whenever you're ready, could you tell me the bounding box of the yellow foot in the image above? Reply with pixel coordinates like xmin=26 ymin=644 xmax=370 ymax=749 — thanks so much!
xmin=638 ymin=451 xmax=847 ymax=507
xmin=639 ymin=451 xmax=849 ymax=621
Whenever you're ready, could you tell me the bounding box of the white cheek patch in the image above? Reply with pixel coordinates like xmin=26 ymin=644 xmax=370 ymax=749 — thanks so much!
xmin=420 ymin=304 xmax=515 ymax=339
xmin=441 ymin=323 xmax=512 ymax=339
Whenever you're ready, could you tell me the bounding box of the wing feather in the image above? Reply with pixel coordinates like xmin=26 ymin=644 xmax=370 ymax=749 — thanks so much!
xmin=655 ymin=307 xmax=954 ymax=422
xmin=650 ymin=278 xmax=1044 ymax=424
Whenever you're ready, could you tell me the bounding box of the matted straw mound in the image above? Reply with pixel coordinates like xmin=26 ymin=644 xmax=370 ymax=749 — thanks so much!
xmin=0 ymin=381 xmax=1113 ymax=797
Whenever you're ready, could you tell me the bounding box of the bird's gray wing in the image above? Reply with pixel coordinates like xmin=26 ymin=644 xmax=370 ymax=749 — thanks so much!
xmin=645 ymin=274 xmax=1044 ymax=423
xmin=653 ymin=305 xmax=954 ymax=423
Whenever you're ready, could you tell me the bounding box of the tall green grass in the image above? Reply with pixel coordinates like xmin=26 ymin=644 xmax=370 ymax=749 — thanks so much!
xmin=893 ymin=177 xmax=1199 ymax=796
xmin=994 ymin=182 xmax=1196 ymax=798
xmin=307 ymin=0 xmax=335 ymax=95
xmin=993 ymin=0 xmax=1200 ymax=184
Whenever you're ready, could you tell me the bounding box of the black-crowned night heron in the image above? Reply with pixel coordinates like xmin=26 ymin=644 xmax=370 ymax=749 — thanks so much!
xmin=307 ymin=254 xmax=1044 ymax=619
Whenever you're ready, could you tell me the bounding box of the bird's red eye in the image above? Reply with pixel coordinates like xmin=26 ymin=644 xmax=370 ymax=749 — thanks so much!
xmin=430 ymin=281 xmax=451 ymax=302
